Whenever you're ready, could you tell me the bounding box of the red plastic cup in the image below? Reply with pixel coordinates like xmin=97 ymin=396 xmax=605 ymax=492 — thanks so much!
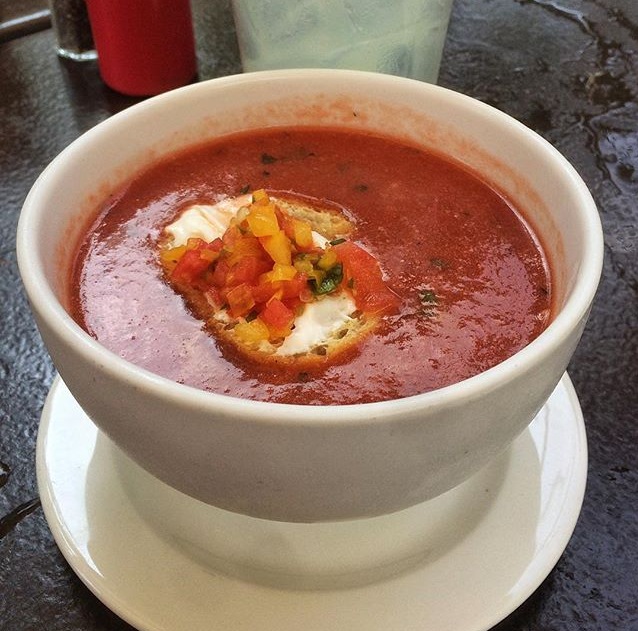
xmin=86 ymin=0 xmax=197 ymax=96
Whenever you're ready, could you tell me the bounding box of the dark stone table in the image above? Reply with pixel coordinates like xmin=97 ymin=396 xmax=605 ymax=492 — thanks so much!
xmin=1 ymin=1 xmax=636 ymax=629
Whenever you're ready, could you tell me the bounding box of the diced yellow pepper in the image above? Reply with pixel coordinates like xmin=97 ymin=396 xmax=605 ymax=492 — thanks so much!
xmin=311 ymin=269 xmax=325 ymax=284
xmin=226 ymin=235 xmax=263 ymax=265
xmin=291 ymin=218 xmax=314 ymax=249
xmin=246 ymin=203 xmax=280 ymax=237
xmin=317 ymin=248 xmax=338 ymax=271
xmin=251 ymin=189 xmax=270 ymax=205
xmin=293 ymin=256 xmax=314 ymax=275
xmin=233 ymin=318 xmax=270 ymax=346
xmin=266 ymin=322 xmax=293 ymax=341
xmin=160 ymin=245 xmax=187 ymax=272
xmin=260 ymin=230 xmax=292 ymax=265
xmin=268 ymin=263 xmax=298 ymax=282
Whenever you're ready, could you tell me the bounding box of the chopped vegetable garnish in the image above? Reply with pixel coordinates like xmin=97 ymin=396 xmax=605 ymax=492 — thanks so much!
xmin=161 ymin=190 xmax=399 ymax=347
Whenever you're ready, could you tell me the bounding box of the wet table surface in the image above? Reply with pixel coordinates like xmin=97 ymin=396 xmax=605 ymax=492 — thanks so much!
xmin=1 ymin=1 xmax=637 ymax=629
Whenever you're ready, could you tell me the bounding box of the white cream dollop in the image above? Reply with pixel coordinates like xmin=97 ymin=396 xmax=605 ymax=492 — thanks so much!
xmin=277 ymin=292 xmax=355 ymax=356
xmin=164 ymin=195 xmax=252 ymax=247
xmin=164 ymin=196 xmax=357 ymax=356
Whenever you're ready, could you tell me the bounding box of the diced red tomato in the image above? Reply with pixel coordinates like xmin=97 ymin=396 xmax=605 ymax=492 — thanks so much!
xmin=204 ymin=286 xmax=223 ymax=310
xmin=171 ymin=248 xmax=212 ymax=285
xmin=210 ymin=258 xmax=231 ymax=287
xmin=226 ymin=283 xmax=256 ymax=318
xmin=260 ymin=297 xmax=295 ymax=338
xmin=333 ymin=241 xmax=399 ymax=314
xmin=222 ymin=224 xmax=242 ymax=249
xmin=226 ymin=256 xmax=272 ymax=287
xmin=250 ymin=281 xmax=279 ymax=306
xmin=298 ymin=285 xmax=314 ymax=303
xmin=207 ymin=237 xmax=224 ymax=253
xmin=280 ymin=273 xmax=309 ymax=299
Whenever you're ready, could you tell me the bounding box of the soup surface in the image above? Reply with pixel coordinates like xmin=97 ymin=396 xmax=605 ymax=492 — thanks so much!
xmin=70 ymin=127 xmax=551 ymax=405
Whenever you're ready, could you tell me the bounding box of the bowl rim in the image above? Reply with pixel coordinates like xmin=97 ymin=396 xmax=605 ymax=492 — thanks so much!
xmin=17 ymin=69 xmax=604 ymax=426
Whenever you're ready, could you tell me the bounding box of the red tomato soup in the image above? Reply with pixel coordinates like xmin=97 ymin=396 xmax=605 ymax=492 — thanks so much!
xmin=70 ymin=127 xmax=552 ymax=405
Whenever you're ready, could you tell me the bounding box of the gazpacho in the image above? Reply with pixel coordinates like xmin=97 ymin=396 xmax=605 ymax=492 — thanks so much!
xmin=69 ymin=126 xmax=552 ymax=405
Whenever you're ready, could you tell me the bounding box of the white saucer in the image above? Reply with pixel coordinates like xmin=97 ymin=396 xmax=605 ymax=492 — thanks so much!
xmin=37 ymin=375 xmax=587 ymax=631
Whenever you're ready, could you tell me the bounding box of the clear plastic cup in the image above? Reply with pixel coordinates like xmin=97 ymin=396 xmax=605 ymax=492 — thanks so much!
xmin=231 ymin=0 xmax=454 ymax=83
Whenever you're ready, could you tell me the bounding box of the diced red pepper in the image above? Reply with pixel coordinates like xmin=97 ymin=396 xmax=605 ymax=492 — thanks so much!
xmin=187 ymin=236 xmax=222 ymax=254
xmin=282 ymin=295 xmax=303 ymax=313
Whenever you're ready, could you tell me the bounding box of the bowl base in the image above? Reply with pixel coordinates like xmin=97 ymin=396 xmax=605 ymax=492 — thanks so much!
xmin=37 ymin=374 xmax=587 ymax=630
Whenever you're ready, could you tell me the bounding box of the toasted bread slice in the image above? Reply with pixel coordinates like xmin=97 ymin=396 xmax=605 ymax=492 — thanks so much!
xmin=160 ymin=192 xmax=383 ymax=368
xmin=272 ymin=194 xmax=353 ymax=242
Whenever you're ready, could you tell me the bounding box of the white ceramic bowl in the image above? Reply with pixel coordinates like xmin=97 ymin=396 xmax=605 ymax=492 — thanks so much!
xmin=18 ymin=70 xmax=603 ymax=523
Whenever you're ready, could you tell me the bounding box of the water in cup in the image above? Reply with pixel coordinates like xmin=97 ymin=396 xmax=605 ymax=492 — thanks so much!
xmin=232 ymin=0 xmax=454 ymax=83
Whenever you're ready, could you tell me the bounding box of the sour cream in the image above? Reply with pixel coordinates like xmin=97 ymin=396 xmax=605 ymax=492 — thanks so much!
xmin=164 ymin=196 xmax=357 ymax=356
xmin=164 ymin=195 xmax=252 ymax=246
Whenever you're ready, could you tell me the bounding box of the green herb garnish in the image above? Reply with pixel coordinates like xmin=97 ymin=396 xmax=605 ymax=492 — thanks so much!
xmin=419 ymin=288 xmax=439 ymax=318
xmin=311 ymin=263 xmax=343 ymax=295
xmin=430 ymin=257 xmax=450 ymax=270
xmin=419 ymin=289 xmax=438 ymax=304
